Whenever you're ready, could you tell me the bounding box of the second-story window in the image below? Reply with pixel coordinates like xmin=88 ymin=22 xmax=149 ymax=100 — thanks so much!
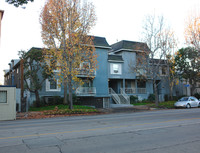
xmin=160 ymin=66 xmax=167 ymax=76
xmin=50 ymin=79 xmax=57 ymax=89
xmin=113 ymin=64 xmax=119 ymax=73
xmin=80 ymin=62 xmax=90 ymax=69
xmin=46 ymin=79 xmax=61 ymax=92
xmin=137 ymin=80 xmax=146 ymax=88
xmin=110 ymin=63 xmax=122 ymax=75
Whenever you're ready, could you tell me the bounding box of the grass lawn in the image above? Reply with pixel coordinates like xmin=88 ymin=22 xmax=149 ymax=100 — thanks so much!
xmin=29 ymin=105 xmax=98 ymax=115
xmin=149 ymin=101 xmax=176 ymax=109
xmin=29 ymin=105 xmax=95 ymax=111
xmin=132 ymin=101 xmax=176 ymax=109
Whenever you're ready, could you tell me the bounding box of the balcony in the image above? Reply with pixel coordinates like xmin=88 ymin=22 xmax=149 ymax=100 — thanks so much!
xmin=76 ymin=68 xmax=96 ymax=77
xmin=76 ymin=87 xmax=96 ymax=96
xmin=124 ymin=88 xmax=146 ymax=94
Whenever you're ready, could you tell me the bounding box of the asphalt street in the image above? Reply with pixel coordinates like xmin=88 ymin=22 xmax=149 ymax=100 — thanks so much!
xmin=1 ymin=108 xmax=200 ymax=153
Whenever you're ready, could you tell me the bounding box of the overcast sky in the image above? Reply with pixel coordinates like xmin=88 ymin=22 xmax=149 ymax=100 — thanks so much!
xmin=0 ymin=0 xmax=200 ymax=84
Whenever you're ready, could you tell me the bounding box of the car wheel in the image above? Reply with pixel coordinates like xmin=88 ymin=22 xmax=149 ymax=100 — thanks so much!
xmin=186 ymin=103 xmax=191 ymax=109
xmin=198 ymin=103 xmax=200 ymax=107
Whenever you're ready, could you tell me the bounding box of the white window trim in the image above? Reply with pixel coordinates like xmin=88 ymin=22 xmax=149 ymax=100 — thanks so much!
xmin=0 ymin=91 xmax=7 ymax=103
xmin=46 ymin=79 xmax=61 ymax=92
xmin=110 ymin=63 xmax=122 ymax=75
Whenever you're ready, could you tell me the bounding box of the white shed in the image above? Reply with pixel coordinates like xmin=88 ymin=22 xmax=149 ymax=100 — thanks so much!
xmin=0 ymin=86 xmax=16 ymax=120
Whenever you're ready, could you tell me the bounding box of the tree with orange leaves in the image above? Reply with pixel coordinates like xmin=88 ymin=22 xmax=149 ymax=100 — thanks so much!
xmin=185 ymin=15 xmax=200 ymax=50
xmin=40 ymin=0 xmax=97 ymax=109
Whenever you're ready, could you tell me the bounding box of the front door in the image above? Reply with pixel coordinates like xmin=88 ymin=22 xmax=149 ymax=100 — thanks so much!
xmin=109 ymin=79 xmax=122 ymax=94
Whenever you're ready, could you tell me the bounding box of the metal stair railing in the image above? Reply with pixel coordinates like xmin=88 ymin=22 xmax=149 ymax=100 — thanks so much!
xmin=118 ymin=94 xmax=128 ymax=104
xmin=109 ymin=88 xmax=121 ymax=104
xmin=120 ymin=89 xmax=130 ymax=104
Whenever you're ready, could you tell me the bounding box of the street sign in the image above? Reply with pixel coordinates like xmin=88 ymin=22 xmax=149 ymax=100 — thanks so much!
xmin=184 ymin=84 xmax=190 ymax=87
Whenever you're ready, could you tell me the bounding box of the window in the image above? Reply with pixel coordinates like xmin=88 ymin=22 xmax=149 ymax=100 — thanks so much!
xmin=0 ymin=91 xmax=7 ymax=103
xmin=113 ymin=64 xmax=119 ymax=73
xmin=190 ymin=97 xmax=196 ymax=101
xmin=50 ymin=79 xmax=57 ymax=89
xmin=46 ymin=79 xmax=61 ymax=91
xmin=179 ymin=97 xmax=188 ymax=101
xmin=110 ymin=63 xmax=122 ymax=74
xmin=160 ymin=66 xmax=167 ymax=76
xmin=137 ymin=81 xmax=146 ymax=88
xmin=80 ymin=62 xmax=90 ymax=69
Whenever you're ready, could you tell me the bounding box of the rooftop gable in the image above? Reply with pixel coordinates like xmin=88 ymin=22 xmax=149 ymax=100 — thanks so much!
xmin=89 ymin=36 xmax=111 ymax=49
xmin=111 ymin=40 xmax=150 ymax=53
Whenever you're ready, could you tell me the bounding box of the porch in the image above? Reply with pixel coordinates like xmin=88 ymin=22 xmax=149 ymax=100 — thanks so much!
xmin=76 ymin=68 xmax=96 ymax=77
xmin=124 ymin=88 xmax=146 ymax=94
xmin=75 ymin=78 xmax=96 ymax=96
xmin=76 ymin=87 xmax=96 ymax=96
xmin=109 ymin=79 xmax=147 ymax=95
xmin=108 ymin=79 xmax=149 ymax=104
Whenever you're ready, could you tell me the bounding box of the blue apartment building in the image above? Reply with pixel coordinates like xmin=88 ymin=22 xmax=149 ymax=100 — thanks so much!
xmin=4 ymin=36 xmax=179 ymax=108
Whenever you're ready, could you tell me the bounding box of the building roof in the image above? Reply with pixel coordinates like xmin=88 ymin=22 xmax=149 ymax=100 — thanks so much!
xmin=3 ymin=69 xmax=9 ymax=75
xmin=108 ymin=54 xmax=123 ymax=62
xmin=111 ymin=40 xmax=150 ymax=52
xmin=89 ymin=36 xmax=110 ymax=48
xmin=31 ymin=36 xmax=110 ymax=51
xmin=11 ymin=59 xmax=20 ymax=66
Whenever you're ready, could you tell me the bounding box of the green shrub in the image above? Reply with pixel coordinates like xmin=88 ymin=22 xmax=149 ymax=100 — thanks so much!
xmin=73 ymin=94 xmax=81 ymax=105
xmin=48 ymin=96 xmax=63 ymax=105
xmin=32 ymin=98 xmax=47 ymax=107
xmin=142 ymin=99 xmax=149 ymax=103
xmin=59 ymin=94 xmax=80 ymax=105
xmin=164 ymin=94 xmax=169 ymax=101
xmin=130 ymin=95 xmax=138 ymax=104
xmin=148 ymin=94 xmax=155 ymax=102
xmin=32 ymin=95 xmax=80 ymax=107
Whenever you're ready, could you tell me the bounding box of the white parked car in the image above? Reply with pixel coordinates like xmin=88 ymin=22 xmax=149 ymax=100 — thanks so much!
xmin=174 ymin=96 xmax=200 ymax=108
